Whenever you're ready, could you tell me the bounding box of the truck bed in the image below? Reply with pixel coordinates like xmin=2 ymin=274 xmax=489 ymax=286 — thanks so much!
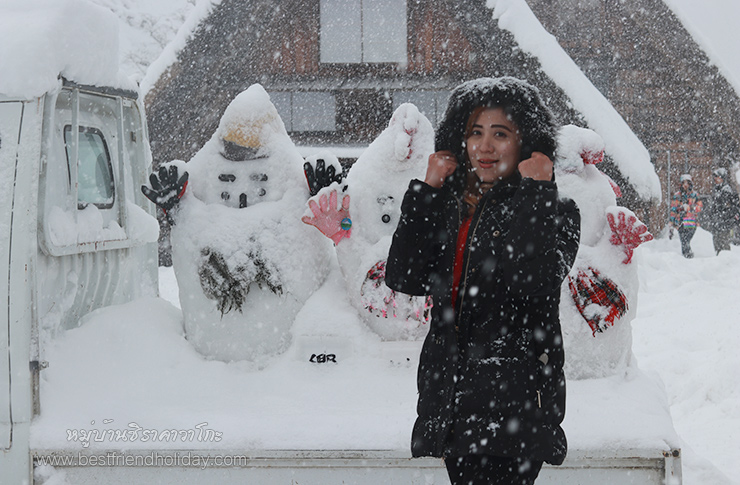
xmin=33 ymin=447 xmax=681 ymax=484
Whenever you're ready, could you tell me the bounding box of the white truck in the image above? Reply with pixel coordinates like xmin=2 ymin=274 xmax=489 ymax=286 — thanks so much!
xmin=1 ymin=1 xmax=681 ymax=484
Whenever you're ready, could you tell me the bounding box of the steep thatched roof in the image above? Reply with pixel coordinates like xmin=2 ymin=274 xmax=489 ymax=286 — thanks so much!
xmin=145 ymin=0 xmax=671 ymax=209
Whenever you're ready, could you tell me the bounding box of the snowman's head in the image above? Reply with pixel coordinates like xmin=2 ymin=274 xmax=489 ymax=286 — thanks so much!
xmin=346 ymin=104 xmax=433 ymax=244
xmin=187 ymin=84 xmax=304 ymax=207
xmin=556 ymin=125 xmax=605 ymax=173
xmin=217 ymin=85 xmax=288 ymax=162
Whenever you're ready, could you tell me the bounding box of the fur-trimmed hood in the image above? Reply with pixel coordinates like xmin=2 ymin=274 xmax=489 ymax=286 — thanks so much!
xmin=436 ymin=77 xmax=558 ymax=196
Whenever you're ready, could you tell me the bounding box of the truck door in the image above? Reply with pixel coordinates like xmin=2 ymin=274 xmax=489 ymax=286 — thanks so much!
xmin=0 ymin=101 xmax=22 ymax=449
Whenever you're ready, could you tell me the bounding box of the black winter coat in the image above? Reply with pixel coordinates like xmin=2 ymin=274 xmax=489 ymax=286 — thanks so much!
xmin=706 ymin=182 xmax=739 ymax=232
xmin=386 ymin=176 xmax=580 ymax=465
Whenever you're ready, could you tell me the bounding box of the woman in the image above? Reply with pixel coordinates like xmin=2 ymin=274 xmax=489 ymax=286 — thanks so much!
xmin=386 ymin=77 xmax=580 ymax=484
xmin=669 ymin=174 xmax=702 ymax=258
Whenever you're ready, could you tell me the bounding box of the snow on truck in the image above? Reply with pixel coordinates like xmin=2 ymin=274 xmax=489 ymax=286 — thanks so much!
xmin=1 ymin=1 xmax=681 ymax=484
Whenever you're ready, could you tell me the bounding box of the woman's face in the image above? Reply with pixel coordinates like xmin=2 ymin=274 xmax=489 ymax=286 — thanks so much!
xmin=466 ymin=107 xmax=522 ymax=184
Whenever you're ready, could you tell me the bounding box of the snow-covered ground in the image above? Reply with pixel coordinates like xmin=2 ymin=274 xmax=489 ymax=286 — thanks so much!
xmin=31 ymin=228 xmax=738 ymax=484
xmin=631 ymin=229 xmax=740 ymax=484
xmin=162 ymin=227 xmax=740 ymax=484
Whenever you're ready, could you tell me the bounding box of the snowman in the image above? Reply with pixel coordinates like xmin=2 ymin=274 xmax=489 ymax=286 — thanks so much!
xmin=301 ymin=103 xmax=434 ymax=340
xmin=555 ymin=125 xmax=653 ymax=379
xmin=142 ymin=84 xmax=333 ymax=363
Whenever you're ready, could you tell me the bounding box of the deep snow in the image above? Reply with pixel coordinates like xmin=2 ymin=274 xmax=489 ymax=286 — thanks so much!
xmin=631 ymin=230 xmax=740 ymax=484
xmin=31 ymin=229 xmax=739 ymax=484
xmin=159 ymin=228 xmax=740 ymax=484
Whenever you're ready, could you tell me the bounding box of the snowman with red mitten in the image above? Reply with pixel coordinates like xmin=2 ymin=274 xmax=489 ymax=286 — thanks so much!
xmin=301 ymin=103 xmax=434 ymax=340
xmin=555 ymin=125 xmax=653 ymax=379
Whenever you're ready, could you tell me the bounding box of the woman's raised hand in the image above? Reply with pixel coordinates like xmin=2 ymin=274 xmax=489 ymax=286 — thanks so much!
xmin=518 ymin=151 xmax=553 ymax=181
xmin=424 ymin=151 xmax=458 ymax=188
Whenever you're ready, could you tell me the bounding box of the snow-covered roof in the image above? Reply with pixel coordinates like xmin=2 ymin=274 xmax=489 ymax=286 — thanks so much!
xmin=0 ymin=0 xmax=137 ymax=99
xmin=489 ymin=0 xmax=662 ymax=201
xmin=140 ymin=0 xmax=220 ymax=97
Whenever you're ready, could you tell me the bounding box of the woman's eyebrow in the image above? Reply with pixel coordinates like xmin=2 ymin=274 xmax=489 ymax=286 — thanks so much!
xmin=472 ymin=123 xmax=513 ymax=131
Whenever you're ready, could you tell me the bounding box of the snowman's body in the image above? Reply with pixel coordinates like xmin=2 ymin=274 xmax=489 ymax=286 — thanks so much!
xmin=170 ymin=85 xmax=333 ymax=363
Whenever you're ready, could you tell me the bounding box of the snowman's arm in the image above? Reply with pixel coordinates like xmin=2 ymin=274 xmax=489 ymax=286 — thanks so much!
xmin=606 ymin=206 xmax=653 ymax=264
xmin=386 ymin=180 xmax=448 ymax=296
xmin=502 ymin=179 xmax=580 ymax=297
xmin=141 ymin=162 xmax=189 ymax=223
xmin=301 ymin=185 xmax=351 ymax=244
xmin=304 ymin=157 xmax=344 ymax=197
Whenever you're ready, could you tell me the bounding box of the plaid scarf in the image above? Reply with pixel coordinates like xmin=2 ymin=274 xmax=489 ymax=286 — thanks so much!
xmin=568 ymin=267 xmax=628 ymax=335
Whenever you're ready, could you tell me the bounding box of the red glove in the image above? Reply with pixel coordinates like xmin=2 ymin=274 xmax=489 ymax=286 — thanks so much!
xmin=607 ymin=208 xmax=653 ymax=264
xmin=568 ymin=267 xmax=628 ymax=335
xmin=580 ymin=149 xmax=604 ymax=165
xmin=302 ymin=187 xmax=352 ymax=244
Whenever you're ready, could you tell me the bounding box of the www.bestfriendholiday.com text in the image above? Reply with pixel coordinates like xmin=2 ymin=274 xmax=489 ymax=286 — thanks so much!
xmin=35 ymin=451 xmax=249 ymax=470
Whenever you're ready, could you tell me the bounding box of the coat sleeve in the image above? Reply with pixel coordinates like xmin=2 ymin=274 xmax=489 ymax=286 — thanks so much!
xmin=386 ymin=180 xmax=451 ymax=296
xmin=501 ymin=178 xmax=580 ymax=297
xmin=669 ymin=194 xmax=681 ymax=226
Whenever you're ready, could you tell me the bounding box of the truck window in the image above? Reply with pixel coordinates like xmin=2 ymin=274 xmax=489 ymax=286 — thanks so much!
xmin=63 ymin=125 xmax=115 ymax=209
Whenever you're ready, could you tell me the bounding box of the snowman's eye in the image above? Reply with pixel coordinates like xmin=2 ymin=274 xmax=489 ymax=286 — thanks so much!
xmin=382 ymin=214 xmax=391 ymax=223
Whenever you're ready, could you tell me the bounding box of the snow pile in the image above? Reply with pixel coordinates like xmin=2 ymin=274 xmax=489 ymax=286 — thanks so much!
xmin=0 ymin=0 xmax=136 ymax=99
xmin=489 ymin=0 xmax=662 ymax=201
xmin=45 ymin=202 xmax=158 ymax=247
xmin=46 ymin=206 xmax=126 ymax=246
xmin=633 ymin=231 xmax=740 ymax=484
xmin=30 ymin=248 xmax=678 ymax=456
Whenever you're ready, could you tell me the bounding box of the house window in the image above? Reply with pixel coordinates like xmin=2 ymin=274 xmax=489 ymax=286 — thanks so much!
xmin=270 ymin=91 xmax=337 ymax=132
xmin=393 ymin=90 xmax=450 ymax=126
xmin=63 ymin=125 xmax=115 ymax=209
xmin=320 ymin=0 xmax=408 ymax=64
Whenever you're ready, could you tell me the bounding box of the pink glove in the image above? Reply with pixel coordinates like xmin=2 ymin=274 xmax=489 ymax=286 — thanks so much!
xmin=607 ymin=208 xmax=653 ymax=264
xmin=302 ymin=188 xmax=352 ymax=244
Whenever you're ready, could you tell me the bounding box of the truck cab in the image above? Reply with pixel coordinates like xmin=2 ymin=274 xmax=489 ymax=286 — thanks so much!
xmin=0 ymin=3 xmax=159 ymax=480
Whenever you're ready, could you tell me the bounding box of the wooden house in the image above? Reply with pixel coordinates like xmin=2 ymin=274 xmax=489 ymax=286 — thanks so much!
xmin=145 ymin=0 xmax=737 ymax=245
xmin=527 ymin=0 xmax=740 ymax=225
